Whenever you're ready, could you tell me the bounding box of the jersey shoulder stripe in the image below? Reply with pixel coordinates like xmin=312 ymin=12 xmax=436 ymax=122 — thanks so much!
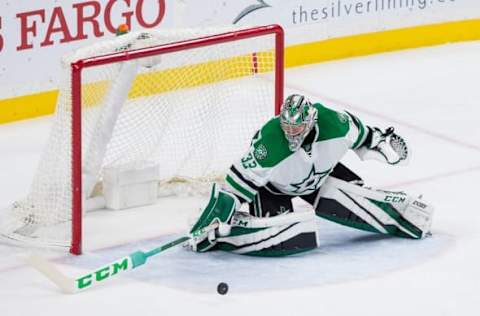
xmin=225 ymin=172 xmax=256 ymax=203
xmin=230 ymin=165 xmax=260 ymax=192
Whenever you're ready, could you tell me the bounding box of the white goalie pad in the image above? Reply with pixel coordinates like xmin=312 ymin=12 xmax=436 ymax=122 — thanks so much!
xmin=230 ymin=210 xmax=315 ymax=228
xmin=316 ymin=177 xmax=433 ymax=238
xmin=218 ymin=210 xmax=319 ymax=255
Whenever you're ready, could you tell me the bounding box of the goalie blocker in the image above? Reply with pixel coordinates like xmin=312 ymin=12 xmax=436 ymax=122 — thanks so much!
xmin=189 ymin=167 xmax=433 ymax=257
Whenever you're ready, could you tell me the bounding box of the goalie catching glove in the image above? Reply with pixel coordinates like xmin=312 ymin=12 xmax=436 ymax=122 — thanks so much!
xmin=356 ymin=126 xmax=409 ymax=165
xmin=188 ymin=184 xmax=319 ymax=256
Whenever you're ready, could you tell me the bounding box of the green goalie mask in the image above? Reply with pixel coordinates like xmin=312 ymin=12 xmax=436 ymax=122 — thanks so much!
xmin=280 ymin=94 xmax=317 ymax=151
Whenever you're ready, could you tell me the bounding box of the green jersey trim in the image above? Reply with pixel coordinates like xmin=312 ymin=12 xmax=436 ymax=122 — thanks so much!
xmin=348 ymin=111 xmax=367 ymax=149
xmin=226 ymin=174 xmax=256 ymax=203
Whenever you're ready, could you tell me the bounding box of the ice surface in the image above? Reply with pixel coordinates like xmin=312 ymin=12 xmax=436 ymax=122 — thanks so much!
xmin=1 ymin=41 xmax=480 ymax=316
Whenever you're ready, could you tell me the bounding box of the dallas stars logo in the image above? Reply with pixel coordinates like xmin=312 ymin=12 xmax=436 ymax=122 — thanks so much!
xmin=254 ymin=144 xmax=268 ymax=160
xmin=291 ymin=165 xmax=331 ymax=194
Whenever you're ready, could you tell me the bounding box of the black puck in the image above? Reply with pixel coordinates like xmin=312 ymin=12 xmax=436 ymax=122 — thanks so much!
xmin=217 ymin=282 xmax=229 ymax=295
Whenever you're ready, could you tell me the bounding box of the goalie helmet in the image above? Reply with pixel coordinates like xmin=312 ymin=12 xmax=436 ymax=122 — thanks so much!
xmin=280 ymin=94 xmax=317 ymax=152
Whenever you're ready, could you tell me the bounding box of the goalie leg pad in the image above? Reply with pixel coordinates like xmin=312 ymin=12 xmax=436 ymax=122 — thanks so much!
xmin=189 ymin=184 xmax=240 ymax=252
xmin=315 ymin=177 xmax=433 ymax=239
xmin=215 ymin=211 xmax=319 ymax=257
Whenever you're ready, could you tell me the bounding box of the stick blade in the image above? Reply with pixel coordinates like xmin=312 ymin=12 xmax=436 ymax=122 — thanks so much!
xmin=26 ymin=254 xmax=77 ymax=294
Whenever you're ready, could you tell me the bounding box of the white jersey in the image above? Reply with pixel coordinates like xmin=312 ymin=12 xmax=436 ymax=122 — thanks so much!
xmin=225 ymin=103 xmax=368 ymax=202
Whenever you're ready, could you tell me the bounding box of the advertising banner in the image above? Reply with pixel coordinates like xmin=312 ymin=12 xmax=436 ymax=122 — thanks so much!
xmin=179 ymin=0 xmax=478 ymax=44
xmin=0 ymin=0 xmax=175 ymax=98
xmin=0 ymin=0 xmax=478 ymax=102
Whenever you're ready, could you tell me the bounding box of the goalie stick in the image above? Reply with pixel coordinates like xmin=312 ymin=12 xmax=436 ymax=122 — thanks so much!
xmin=26 ymin=222 xmax=219 ymax=294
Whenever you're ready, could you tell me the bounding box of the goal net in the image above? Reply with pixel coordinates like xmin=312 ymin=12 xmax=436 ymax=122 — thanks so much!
xmin=0 ymin=25 xmax=284 ymax=254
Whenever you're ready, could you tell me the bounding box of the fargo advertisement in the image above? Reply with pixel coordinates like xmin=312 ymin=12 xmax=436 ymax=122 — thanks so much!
xmin=0 ymin=0 xmax=172 ymax=98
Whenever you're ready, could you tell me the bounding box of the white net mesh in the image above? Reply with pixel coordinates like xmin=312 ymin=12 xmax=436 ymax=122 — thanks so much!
xmin=0 ymin=27 xmax=280 ymax=250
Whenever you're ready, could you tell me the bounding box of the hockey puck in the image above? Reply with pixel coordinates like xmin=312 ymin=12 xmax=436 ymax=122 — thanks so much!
xmin=217 ymin=282 xmax=229 ymax=295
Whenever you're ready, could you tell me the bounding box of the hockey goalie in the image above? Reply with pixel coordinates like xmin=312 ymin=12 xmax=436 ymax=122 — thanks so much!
xmin=188 ymin=94 xmax=434 ymax=256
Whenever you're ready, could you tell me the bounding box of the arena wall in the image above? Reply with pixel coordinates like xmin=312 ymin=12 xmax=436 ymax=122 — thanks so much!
xmin=0 ymin=0 xmax=478 ymax=123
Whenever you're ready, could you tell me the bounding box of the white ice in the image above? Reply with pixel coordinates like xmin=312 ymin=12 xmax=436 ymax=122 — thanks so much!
xmin=1 ymin=40 xmax=480 ymax=316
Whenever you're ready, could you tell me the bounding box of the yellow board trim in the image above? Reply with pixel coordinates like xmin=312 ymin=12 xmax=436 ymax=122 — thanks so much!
xmin=0 ymin=90 xmax=59 ymax=124
xmin=1 ymin=18 xmax=480 ymax=124
xmin=285 ymin=18 xmax=480 ymax=68
xmin=129 ymin=52 xmax=273 ymax=100
xmin=80 ymin=52 xmax=274 ymax=108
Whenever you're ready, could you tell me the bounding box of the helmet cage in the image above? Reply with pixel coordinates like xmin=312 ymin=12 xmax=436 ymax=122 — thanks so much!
xmin=280 ymin=94 xmax=317 ymax=151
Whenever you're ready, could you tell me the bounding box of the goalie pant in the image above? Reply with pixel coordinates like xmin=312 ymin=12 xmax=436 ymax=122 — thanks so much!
xmin=210 ymin=163 xmax=433 ymax=257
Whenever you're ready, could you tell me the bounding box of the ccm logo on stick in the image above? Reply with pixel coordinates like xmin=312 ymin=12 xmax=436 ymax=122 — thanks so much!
xmin=76 ymin=257 xmax=130 ymax=290
xmin=16 ymin=0 xmax=165 ymax=51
